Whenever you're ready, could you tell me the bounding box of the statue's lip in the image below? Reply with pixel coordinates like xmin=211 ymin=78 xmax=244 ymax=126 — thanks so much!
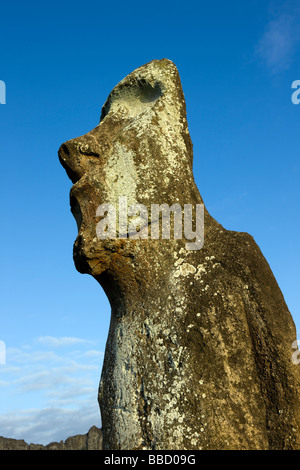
xmin=69 ymin=186 xmax=79 ymax=210
xmin=68 ymin=175 xmax=91 ymax=205
xmin=69 ymin=178 xmax=93 ymax=232
xmin=69 ymin=187 xmax=83 ymax=233
xmin=69 ymin=182 xmax=81 ymax=209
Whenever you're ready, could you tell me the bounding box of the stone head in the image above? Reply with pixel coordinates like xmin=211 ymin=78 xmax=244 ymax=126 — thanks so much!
xmin=59 ymin=59 xmax=204 ymax=301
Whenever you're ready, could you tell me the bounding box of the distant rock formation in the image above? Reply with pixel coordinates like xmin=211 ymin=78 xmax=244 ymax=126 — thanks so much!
xmin=0 ymin=426 xmax=102 ymax=450
xmin=59 ymin=59 xmax=300 ymax=450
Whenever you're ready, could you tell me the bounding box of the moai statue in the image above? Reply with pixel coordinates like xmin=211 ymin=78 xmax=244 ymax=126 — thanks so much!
xmin=59 ymin=59 xmax=300 ymax=450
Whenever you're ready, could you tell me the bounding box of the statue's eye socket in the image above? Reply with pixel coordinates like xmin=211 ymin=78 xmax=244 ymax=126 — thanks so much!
xmin=79 ymin=144 xmax=100 ymax=158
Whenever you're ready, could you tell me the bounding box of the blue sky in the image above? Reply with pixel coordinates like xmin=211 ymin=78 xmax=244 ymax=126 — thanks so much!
xmin=0 ymin=0 xmax=299 ymax=445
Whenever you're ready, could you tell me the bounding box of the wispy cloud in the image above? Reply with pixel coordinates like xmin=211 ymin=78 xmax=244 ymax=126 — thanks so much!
xmin=36 ymin=336 xmax=93 ymax=348
xmin=256 ymin=1 xmax=300 ymax=73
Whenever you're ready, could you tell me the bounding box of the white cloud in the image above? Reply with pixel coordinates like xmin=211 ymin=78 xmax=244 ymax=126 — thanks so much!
xmin=83 ymin=349 xmax=104 ymax=358
xmin=256 ymin=2 xmax=300 ymax=72
xmin=14 ymin=370 xmax=75 ymax=392
xmin=36 ymin=336 xmax=93 ymax=347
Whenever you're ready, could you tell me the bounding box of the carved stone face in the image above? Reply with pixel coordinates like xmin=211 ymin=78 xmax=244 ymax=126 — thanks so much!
xmin=58 ymin=60 xmax=300 ymax=451
xmin=58 ymin=59 xmax=198 ymax=277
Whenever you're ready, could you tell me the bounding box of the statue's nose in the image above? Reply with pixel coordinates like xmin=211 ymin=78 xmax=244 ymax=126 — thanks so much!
xmin=58 ymin=139 xmax=85 ymax=184
xmin=58 ymin=135 xmax=101 ymax=184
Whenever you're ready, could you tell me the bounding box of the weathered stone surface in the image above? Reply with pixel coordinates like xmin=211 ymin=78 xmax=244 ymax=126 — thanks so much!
xmin=59 ymin=59 xmax=300 ymax=450
xmin=0 ymin=426 xmax=102 ymax=450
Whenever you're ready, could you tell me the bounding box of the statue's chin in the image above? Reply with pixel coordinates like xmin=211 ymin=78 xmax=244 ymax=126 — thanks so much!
xmin=73 ymin=235 xmax=111 ymax=276
xmin=73 ymin=235 xmax=92 ymax=275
